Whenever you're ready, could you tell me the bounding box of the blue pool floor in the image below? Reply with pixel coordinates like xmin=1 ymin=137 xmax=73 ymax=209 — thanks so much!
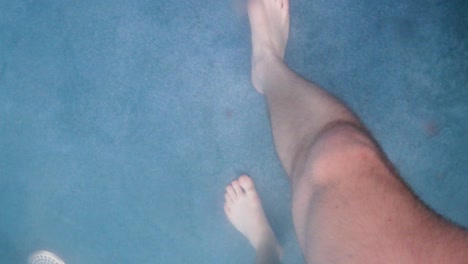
xmin=1 ymin=0 xmax=466 ymax=263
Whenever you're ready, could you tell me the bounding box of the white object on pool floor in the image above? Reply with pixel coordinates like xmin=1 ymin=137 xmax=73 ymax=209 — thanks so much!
xmin=28 ymin=250 xmax=65 ymax=264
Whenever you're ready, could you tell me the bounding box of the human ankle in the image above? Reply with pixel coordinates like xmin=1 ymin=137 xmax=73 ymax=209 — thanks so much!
xmin=251 ymin=227 xmax=279 ymax=249
xmin=254 ymin=235 xmax=283 ymax=260
xmin=251 ymin=52 xmax=284 ymax=93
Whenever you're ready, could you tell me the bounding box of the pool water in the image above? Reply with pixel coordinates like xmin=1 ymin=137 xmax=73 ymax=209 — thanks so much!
xmin=1 ymin=0 xmax=466 ymax=263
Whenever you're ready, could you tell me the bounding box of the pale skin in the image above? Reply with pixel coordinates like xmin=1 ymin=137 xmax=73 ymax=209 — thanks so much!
xmin=223 ymin=0 xmax=468 ymax=263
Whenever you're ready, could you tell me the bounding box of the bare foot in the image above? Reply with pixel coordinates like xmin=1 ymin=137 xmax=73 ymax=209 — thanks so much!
xmin=248 ymin=0 xmax=290 ymax=93
xmin=224 ymin=175 xmax=281 ymax=256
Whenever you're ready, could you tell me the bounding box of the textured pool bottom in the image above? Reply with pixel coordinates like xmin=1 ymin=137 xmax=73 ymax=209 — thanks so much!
xmin=28 ymin=251 xmax=65 ymax=264
xmin=0 ymin=0 xmax=466 ymax=263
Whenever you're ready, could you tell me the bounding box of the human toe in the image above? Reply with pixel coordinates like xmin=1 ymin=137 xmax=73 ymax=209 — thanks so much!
xmin=226 ymin=185 xmax=237 ymax=200
xmin=232 ymin=180 xmax=243 ymax=196
xmin=239 ymin=175 xmax=255 ymax=191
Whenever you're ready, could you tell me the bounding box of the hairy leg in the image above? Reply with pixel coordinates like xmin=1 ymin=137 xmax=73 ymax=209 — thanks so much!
xmin=247 ymin=0 xmax=468 ymax=263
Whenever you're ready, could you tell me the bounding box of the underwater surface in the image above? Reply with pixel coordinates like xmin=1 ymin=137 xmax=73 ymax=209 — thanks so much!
xmin=0 ymin=0 xmax=466 ymax=263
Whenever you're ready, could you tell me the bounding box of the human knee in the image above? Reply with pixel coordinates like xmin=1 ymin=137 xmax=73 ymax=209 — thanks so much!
xmin=294 ymin=121 xmax=379 ymax=185
xmin=315 ymin=121 xmax=374 ymax=150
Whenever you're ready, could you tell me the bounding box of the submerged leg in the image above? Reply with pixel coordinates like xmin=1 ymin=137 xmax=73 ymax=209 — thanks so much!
xmin=224 ymin=175 xmax=282 ymax=264
xmin=246 ymin=0 xmax=468 ymax=263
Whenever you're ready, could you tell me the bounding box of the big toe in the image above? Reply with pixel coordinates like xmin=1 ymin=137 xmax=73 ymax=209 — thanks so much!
xmin=239 ymin=175 xmax=255 ymax=192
